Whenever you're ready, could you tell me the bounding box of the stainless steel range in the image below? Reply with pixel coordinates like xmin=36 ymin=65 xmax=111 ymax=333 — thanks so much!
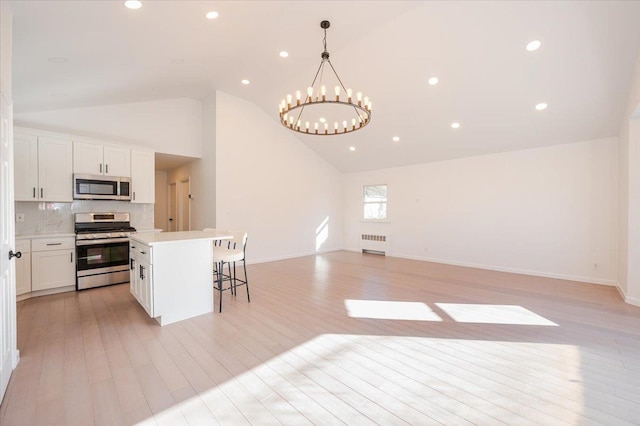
xmin=74 ymin=212 xmax=136 ymax=290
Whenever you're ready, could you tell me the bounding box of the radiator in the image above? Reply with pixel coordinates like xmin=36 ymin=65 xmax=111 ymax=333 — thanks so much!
xmin=361 ymin=234 xmax=388 ymax=255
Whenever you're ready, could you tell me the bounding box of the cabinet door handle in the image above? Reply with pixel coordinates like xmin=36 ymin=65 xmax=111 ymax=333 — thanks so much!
xmin=106 ymin=164 xmax=108 ymax=174
xmin=100 ymin=163 xmax=102 ymax=173
xmin=46 ymin=243 xmax=62 ymax=246
xmin=140 ymin=265 xmax=145 ymax=280
xmin=130 ymin=258 xmax=135 ymax=270
xmin=70 ymin=252 xmax=73 ymax=263
xmin=33 ymin=187 xmax=36 ymax=198
xmin=140 ymin=251 xmax=146 ymax=255
xmin=133 ymin=192 xmax=136 ymax=201
xmin=40 ymin=188 xmax=43 ymax=198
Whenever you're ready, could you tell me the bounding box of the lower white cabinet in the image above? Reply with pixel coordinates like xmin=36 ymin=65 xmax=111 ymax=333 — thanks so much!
xmin=31 ymin=237 xmax=75 ymax=292
xmin=130 ymin=241 xmax=153 ymax=317
xmin=15 ymin=239 xmax=31 ymax=296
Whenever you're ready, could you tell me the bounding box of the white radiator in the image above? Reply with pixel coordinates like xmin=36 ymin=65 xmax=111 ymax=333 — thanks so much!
xmin=360 ymin=234 xmax=388 ymax=255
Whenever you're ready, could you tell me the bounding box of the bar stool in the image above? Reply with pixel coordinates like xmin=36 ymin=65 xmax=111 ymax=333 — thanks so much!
xmin=212 ymin=231 xmax=249 ymax=312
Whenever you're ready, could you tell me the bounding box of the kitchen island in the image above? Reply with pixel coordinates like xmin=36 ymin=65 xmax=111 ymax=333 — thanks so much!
xmin=129 ymin=230 xmax=231 ymax=326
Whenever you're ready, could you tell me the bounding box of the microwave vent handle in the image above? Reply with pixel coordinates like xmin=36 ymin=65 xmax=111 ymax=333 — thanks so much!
xmin=100 ymin=163 xmax=102 ymax=173
xmin=106 ymin=164 xmax=108 ymax=174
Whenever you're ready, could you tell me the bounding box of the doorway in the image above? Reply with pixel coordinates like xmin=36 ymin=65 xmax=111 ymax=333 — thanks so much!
xmin=167 ymin=178 xmax=191 ymax=232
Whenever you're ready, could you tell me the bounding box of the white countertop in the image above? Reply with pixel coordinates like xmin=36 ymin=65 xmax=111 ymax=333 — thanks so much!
xmin=16 ymin=233 xmax=76 ymax=239
xmin=130 ymin=230 xmax=231 ymax=246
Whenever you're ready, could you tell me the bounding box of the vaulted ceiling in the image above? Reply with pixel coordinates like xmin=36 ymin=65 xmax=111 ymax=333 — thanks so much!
xmin=10 ymin=1 xmax=640 ymax=172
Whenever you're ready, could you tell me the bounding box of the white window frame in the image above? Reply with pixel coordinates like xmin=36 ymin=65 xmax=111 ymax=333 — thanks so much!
xmin=363 ymin=184 xmax=388 ymax=222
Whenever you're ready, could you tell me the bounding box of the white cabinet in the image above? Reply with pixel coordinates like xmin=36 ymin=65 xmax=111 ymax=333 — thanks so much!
xmin=13 ymin=133 xmax=38 ymax=202
xmin=14 ymin=130 xmax=73 ymax=202
xmin=129 ymin=241 xmax=153 ymax=317
xmin=31 ymin=237 xmax=75 ymax=291
xmin=74 ymin=141 xmax=131 ymax=177
xmin=15 ymin=239 xmax=31 ymax=296
xmin=131 ymin=149 xmax=155 ymax=204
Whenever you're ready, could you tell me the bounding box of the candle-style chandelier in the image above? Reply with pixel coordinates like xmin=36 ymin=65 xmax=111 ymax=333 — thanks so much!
xmin=278 ymin=20 xmax=372 ymax=135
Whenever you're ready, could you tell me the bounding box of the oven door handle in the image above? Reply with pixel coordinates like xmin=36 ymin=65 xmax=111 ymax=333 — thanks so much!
xmin=76 ymin=238 xmax=130 ymax=246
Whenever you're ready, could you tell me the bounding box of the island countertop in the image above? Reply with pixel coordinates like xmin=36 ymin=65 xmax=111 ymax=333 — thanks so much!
xmin=130 ymin=230 xmax=231 ymax=246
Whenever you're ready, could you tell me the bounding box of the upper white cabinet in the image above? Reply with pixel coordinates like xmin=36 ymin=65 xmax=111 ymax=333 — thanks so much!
xmin=131 ymin=149 xmax=155 ymax=204
xmin=74 ymin=141 xmax=130 ymax=177
xmin=14 ymin=130 xmax=73 ymax=202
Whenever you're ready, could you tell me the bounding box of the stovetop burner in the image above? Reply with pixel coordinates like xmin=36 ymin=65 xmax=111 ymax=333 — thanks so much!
xmin=74 ymin=212 xmax=136 ymax=240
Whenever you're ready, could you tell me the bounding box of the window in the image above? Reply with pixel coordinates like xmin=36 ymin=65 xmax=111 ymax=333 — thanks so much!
xmin=363 ymin=184 xmax=387 ymax=220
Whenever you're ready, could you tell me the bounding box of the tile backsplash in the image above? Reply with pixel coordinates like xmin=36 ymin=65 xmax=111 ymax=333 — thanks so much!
xmin=15 ymin=201 xmax=154 ymax=235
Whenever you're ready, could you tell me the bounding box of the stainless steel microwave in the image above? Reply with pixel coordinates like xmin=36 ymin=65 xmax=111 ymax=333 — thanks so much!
xmin=73 ymin=174 xmax=131 ymax=201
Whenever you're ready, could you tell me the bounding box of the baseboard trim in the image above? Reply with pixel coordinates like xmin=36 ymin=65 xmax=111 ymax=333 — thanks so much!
xmin=617 ymin=285 xmax=640 ymax=307
xmin=343 ymin=248 xmax=617 ymax=286
xmin=248 ymin=248 xmax=342 ymax=265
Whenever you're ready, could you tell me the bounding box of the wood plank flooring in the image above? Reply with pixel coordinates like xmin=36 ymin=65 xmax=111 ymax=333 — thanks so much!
xmin=1 ymin=251 xmax=640 ymax=425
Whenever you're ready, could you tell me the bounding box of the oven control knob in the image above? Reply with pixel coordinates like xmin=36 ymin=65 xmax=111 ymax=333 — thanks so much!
xmin=120 ymin=232 xmax=126 ymax=237
xmin=93 ymin=234 xmax=99 ymax=239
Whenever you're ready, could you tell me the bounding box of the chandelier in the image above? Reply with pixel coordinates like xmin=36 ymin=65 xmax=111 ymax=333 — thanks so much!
xmin=278 ymin=20 xmax=372 ymax=136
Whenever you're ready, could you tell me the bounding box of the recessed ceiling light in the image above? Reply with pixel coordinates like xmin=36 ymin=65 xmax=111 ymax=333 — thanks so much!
xmin=241 ymin=79 xmax=250 ymax=85
xmin=205 ymin=11 xmax=219 ymax=19
xmin=392 ymin=136 xmax=400 ymax=142
xmin=47 ymin=57 xmax=68 ymax=64
xmin=124 ymin=1 xmax=142 ymax=10
xmin=428 ymin=77 xmax=438 ymax=86
xmin=349 ymin=146 xmax=356 ymax=152
xmin=280 ymin=51 xmax=289 ymax=58
xmin=171 ymin=58 xmax=184 ymax=64
xmin=526 ymin=40 xmax=541 ymax=52
xmin=535 ymin=102 xmax=548 ymax=111
xmin=319 ymin=117 xmax=326 ymax=123
xmin=451 ymin=122 xmax=461 ymax=129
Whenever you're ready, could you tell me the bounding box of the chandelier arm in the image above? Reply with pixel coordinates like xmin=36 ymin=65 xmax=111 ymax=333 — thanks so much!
xmin=326 ymin=60 xmax=349 ymax=93
xmin=309 ymin=60 xmax=325 ymax=101
xmin=352 ymin=105 xmax=368 ymax=123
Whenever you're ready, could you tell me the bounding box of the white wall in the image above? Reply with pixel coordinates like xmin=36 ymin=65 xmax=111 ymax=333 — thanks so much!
xmin=0 ymin=0 xmax=12 ymax=100
xmin=164 ymin=94 xmax=217 ymax=231
xmin=215 ymin=91 xmax=343 ymax=263
xmin=344 ymin=138 xmax=618 ymax=285
xmin=14 ymin=98 xmax=202 ymax=157
xmin=617 ymin=45 xmax=640 ymax=306
xmin=154 ymin=171 xmax=168 ymax=231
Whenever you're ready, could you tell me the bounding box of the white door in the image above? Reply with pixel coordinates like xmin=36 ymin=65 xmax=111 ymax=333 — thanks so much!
xmin=179 ymin=178 xmax=191 ymax=231
xmin=0 ymin=91 xmax=17 ymax=403
xmin=168 ymin=182 xmax=177 ymax=232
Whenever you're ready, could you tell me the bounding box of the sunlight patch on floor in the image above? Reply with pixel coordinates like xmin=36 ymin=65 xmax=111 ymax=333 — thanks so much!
xmin=344 ymin=299 xmax=443 ymax=321
xmin=148 ymin=334 xmax=586 ymax=424
xmin=435 ymin=303 xmax=559 ymax=326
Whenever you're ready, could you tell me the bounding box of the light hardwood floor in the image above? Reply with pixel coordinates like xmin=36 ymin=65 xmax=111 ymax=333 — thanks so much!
xmin=1 ymin=251 xmax=640 ymax=425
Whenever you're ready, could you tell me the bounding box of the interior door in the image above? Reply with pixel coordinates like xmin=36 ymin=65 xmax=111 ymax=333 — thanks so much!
xmin=179 ymin=178 xmax=190 ymax=231
xmin=168 ymin=182 xmax=177 ymax=232
xmin=0 ymin=90 xmax=17 ymax=403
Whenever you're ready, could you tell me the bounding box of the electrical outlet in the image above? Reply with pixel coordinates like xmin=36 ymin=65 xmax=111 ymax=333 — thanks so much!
xmin=15 ymin=213 xmax=24 ymax=222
